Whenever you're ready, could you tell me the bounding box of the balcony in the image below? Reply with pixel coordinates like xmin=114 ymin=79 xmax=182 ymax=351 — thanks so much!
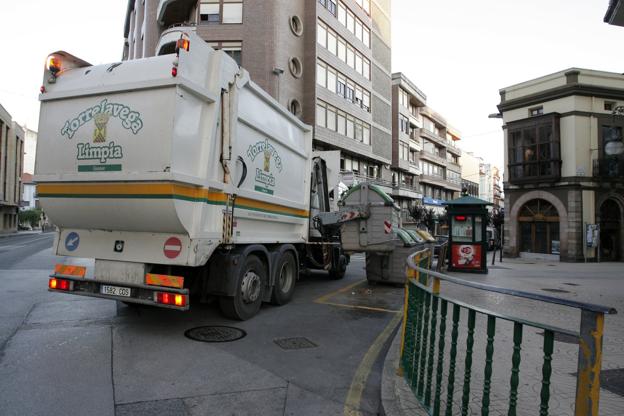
xmin=447 ymin=143 xmax=462 ymax=156
xmin=420 ymin=174 xmax=462 ymax=191
xmin=416 ymin=128 xmax=448 ymax=148
xmin=340 ymin=171 xmax=394 ymax=195
xmin=593 ymin=158 xmax=624 ymax=178
xmin=447 ymin=159 xmax=461 ymax=170
xmin=420 ymin=150 xmax=447 ymax=166
xmin=409 ymin=136 xmax=422 ymax=150
xmin=392 ymin=184 xmax=423 ymax=200
xmin=158 ymin=0 xmax=196 ymax=27
xmin=408 ymin=161 xmax=422 ymax=176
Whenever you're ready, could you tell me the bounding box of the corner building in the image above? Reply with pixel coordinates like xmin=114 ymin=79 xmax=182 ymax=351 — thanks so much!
xmin=123 ymin=0 xmax=393 ymax=189
xmin=498 ymin=68 xmax=624 ymax=262
xmin=0 ymin=104 xmax=24 ymax=233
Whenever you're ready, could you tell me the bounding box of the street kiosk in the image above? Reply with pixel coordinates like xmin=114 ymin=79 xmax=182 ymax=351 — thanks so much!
xmin=444 ymin=194 xmax=492 ymax=274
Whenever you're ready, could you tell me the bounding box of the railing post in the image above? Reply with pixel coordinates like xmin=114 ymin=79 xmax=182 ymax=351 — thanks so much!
xmin=574 ymin=310 xmax=605 ymax=416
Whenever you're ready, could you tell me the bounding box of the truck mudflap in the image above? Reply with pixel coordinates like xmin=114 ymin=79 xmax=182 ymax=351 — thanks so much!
xmin=48 ymin=273 xmax=190 ymax=311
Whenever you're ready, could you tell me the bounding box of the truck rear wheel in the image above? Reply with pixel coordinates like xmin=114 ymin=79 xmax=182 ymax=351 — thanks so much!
xmin=271 ymin=251 xmax=297 ymax=305
xmin=219 ymin=254 xmax=266 ymax=320
xmin=328 ymin=254 xmax=348 ymax=280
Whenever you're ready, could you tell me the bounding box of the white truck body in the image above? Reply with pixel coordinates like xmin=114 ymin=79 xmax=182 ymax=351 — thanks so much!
xmin=36 ymin=31 xmax=339 ymax=318
xmin=37 ymin=32 xmax=311 ymax=268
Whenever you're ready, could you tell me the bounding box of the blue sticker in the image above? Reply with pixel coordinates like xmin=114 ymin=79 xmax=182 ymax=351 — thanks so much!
xmin=65 ymin=232 xmax=80 ymax=252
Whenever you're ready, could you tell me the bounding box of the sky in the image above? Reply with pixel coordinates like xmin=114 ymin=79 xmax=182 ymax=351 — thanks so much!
xmin=391 ymin=0 xmax=624 ymax=169
xmin=0 ymin=0 xmax=622 ymax=171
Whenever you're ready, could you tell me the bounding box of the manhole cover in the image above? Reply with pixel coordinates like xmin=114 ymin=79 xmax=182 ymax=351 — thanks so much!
xmin=539 ymin=331 xmax=578 ymax=344
xmin=274 ymin=337 xmax=318 ymax=350
xmin=185 ymin=326 xmax=246 ymax=343
xmin=540 ymin=288 xmax=571 ymax=294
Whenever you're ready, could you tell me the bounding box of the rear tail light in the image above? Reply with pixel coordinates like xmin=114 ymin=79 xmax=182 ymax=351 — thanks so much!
xmin=155 ymin=292 xmax=187 ymax=307
xmin=171 ymin=66 xmax=178 ymax=77
xmin=49 ymin=278 xmax=72 ymax=291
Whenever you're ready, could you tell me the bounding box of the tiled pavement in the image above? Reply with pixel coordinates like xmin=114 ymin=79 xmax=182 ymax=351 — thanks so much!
xmin=381 ymin=258 xmax=624 ymax=415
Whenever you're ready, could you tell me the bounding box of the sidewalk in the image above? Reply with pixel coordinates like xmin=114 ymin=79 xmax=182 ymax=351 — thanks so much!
xmin=380 ymin=258 xmax=624 ymax=416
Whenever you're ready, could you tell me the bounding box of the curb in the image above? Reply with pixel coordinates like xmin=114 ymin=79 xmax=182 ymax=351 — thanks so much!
xmin=380 ymin=330 xmax=428 ymax=416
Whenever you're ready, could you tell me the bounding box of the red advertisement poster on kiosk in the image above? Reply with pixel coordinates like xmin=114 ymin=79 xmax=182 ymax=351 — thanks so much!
xmin=451 ymin=244 xmax=482 ymax=269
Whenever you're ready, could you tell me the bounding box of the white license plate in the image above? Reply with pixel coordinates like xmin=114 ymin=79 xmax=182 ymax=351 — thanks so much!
xmin=100 ymin=284 xmax=131 ymax=297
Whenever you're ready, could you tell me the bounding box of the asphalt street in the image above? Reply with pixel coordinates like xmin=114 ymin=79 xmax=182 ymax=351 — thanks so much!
xmin=0 ymin=232 xmax=405 ymax=416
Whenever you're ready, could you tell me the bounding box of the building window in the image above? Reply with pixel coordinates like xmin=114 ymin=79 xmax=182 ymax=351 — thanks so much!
xmin=317 ymin=22 xmax=327 ymax=48
xmin=200 ymin=0 xmax=243 ymax=24
xmin=399 ymin=89 xmax=409 ymax=108
xmin=206 ymin=41 xmax=242 ymax=65
xmin=399 ymin=142 xmax=409 ymax=161
xmin=354 ymin=0 xmax=370 ymax=15
xmin=289 ymin=99 xmax=302 ymax=116
xmin=604 ymin=101 xmax=615 ymax=111
xmin=289 ymin=57 xmax=303 ymax=78
xmin=529 ymin=106 xmax=543 ymax=117
xmin=399 ymin=115 xmax=409 ymax=134
xmin=317 ymin=59 xmax=372 ymax=111
xmin=290 ymin=15 xmax=303 ymax=36
xmin=317 ymin=62 xmax=327 ymax=88
xmin=316 ymin=102 xmax=326 ymax=128
xmin=317 ymin=21 xmax=371 ymax=80
xmin=316 ymin=99 xmax=370 ymax=144
xmin=507 ymin=114 xmax=561 ymax=182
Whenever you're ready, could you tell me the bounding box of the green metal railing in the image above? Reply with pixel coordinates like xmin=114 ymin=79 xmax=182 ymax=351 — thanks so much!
xmin=400 ymin=249 xmax=617 ymax=416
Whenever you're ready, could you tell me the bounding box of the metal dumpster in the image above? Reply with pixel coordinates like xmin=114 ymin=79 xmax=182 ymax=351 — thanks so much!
xmin=339 ymin=183 xmax=400 ymax=253
xmin=365 ymin=228 xmax=425 ymax=284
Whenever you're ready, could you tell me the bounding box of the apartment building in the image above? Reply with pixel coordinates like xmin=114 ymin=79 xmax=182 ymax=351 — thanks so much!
xmin=390 ymin=72 xmax=462 ymax=218
xmin=0 ymin=104 xmax=25 ymax=233
xmin=498 ymin=68 xmax=624 ymax=262
xmin=390 ymin=73 xmax=425 ymax=215
xmin=123 ymin=0 xmax=393 ymax=191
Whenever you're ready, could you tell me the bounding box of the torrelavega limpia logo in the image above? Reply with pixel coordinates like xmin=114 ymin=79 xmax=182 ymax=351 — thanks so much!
xmin=60 ymin=99 xmax=143 ymax=165
xmin=246 ymin=139 xmax=283 ymax=195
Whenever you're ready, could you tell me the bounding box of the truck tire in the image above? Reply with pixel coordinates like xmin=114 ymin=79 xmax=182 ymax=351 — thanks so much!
xmin=219 ymin=254 xmax=266 ymax=320
xmin=328 ymin=254 xmax=347 ymax=280
xmin=271 ymin=251 xmax=297 ymax=305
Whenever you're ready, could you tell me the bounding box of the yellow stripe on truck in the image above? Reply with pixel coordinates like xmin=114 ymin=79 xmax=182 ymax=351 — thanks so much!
xmin=37 ymin=182 xmax=309 ymax=218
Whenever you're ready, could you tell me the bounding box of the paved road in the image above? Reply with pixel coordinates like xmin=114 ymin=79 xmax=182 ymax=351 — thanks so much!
xmin=0 ymin=235 xmax=405 ymax=416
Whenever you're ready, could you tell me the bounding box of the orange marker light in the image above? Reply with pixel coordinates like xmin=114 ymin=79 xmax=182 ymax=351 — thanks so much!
xmin=46 ymin=55 xmax=62 ymax=74
xmin=175 ymin=294 xmax=184 ymax=307
xmin=49 ymin=278 xmax=58 ymax=289
xmin=176 ymin=38 xmax=190 ymax=52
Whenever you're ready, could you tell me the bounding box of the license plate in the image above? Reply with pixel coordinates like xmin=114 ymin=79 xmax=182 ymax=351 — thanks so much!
xmin=100 ymin=284 xmax=131 ymax=297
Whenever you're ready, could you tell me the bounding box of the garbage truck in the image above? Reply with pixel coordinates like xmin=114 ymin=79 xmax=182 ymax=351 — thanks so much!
xmin=37 ymin=30 xmax=348 ymax=320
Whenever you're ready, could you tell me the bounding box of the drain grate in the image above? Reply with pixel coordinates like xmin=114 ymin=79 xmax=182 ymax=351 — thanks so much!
xmin=274 ymin=337 xmax=318 ymax=350
xmin=540 ymin=288 xmax=571 ymax=294
xmin=539 ymin=331 xmax=578 ymax=344
xmin=185 ymin=326 xmax=246 ymax=343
